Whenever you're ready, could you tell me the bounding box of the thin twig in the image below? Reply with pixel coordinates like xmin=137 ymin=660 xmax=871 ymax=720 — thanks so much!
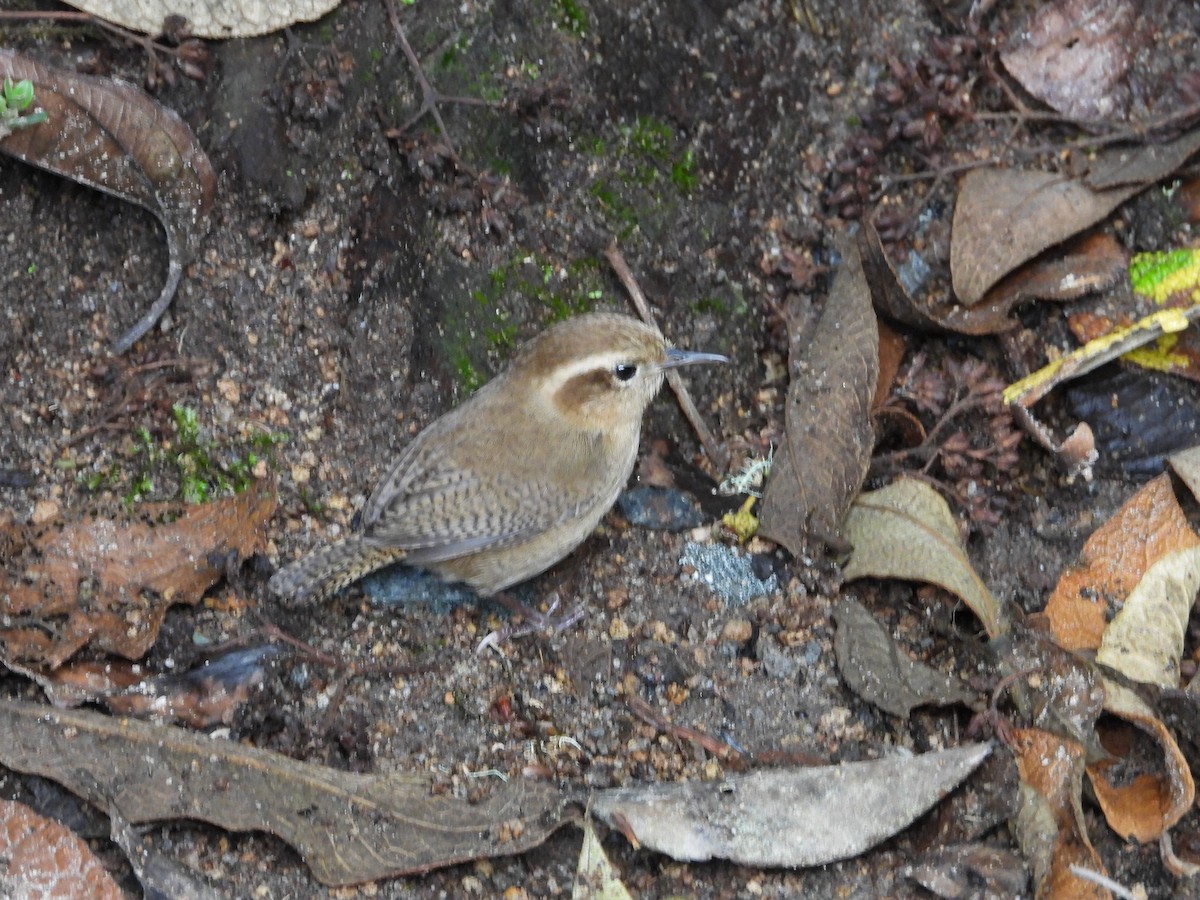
xmin=604 ymin=244 xmax=728 ymax=472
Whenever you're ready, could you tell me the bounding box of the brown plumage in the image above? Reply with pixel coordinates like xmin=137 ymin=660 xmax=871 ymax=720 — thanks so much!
xmin=268 ymin=313 xmax=726 ymax=605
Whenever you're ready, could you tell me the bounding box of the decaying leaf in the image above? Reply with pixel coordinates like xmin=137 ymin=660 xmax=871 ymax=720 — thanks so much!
xmin=951 ymin=128 xmax=1200 ymax=307
xmin=1044 ymin=473 xmax=1200 ymax=666
xmin=1096 ymin=544 xmax=1200 ymax=689
xmin=831 ymin=596 xmax=976 ymax=718
xmin=0 ymin=698 xmax=570 ymax=887
xmin=951 ymin=168 xmax=1138 ymax=308
xmin=862 ymin=217 xmax=1124 ymax=337
xmin=1169 ymin=444 xmax=1200 ymax=501
xmin=905 ymin=844 xmax=1030 ymax=898
xmin=1090 ymin=679 xmax=1194 ymax=843
xmin=38 ymin=645 xmax=280 ymax=727
xmin=591 ymin=744 xmax=991 ymax=867
xmin=1000 ymin=0 xmax=1137 ymax=122
xmin=574 ymin=818 xmax=633 ymax=900
xmin=0 ymin=49 xmax=216 ymax=352
xmin=1009 ymin=727 xmax=1109 ymax=899
xmin=759 ymin=232 xmax=877 ymax=555
xmin=0 ymin=799 xmax=125 ymax=899
xmin=65 ymin=0 xmax=342 ymax=39
xmin=0 ymin=485 xmax=275 ymax=669
xmin=842 ymin=478 xmax=1007 ymax=639
xmin=998 ymin=628 xmax=1106 ymax=746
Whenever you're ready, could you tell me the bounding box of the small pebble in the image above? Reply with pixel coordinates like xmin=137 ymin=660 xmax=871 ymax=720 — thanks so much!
xmin=720 ymin=618 xmax=753 ymax=643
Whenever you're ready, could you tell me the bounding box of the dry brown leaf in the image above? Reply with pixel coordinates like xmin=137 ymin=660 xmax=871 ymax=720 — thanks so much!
xmin=859 ymin=221 xmax=1025 ymax=335
xmin=1009 ymin=727 xmax=1109 ymax=899
xmin=842 ymin=478 xmax=1007 ymax=640
xmin=0 ymin=798 xmax=124 ymax=899
xmin=39 ymin=645 xmax=278 ymax=727
xmin=0 ymin=49 xmax=215 ymax=352
xmin=952 ymin=130 xmax=1200 ymax=307
xmin=759 ymin=232 xmax=877 ymax=554
xmin=0 ymin=485 xmax=275 ymax=669
xmin=1089 ymin=679 xmax=1194 ymax=843
xmin=951 ymin=167 xmax=1138 ymax=307
xmin=831 ymin=596 xmax=975 ymax=718
xmin=1044 ymin=473 xmax=1200 ymax=655
xmin=1000 ymin=0 xmax=1137 ymax=121
xmin=65 ymin=0 xmax=342 ymax=38
xmin=0 ymin=698 xmax=570 ymax=887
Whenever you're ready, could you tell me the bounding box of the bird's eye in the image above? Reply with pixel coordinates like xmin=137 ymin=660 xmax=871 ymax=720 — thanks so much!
xmin=613 ymin=363 xmax=638 ymax=382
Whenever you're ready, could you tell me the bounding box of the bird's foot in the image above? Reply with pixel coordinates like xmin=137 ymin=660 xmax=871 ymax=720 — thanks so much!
xmin=476 ymin=593 xmax=586 ymax=654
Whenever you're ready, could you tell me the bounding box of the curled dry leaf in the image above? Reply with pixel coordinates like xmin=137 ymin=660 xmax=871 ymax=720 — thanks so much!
xmin=951 ymin=168 xmax=1138 ymax=308
xmin=842 ymin=477 xmax=1007 ymax=640
xmin=39 ymin=645 xmax=280 ymax=727
xmin=0 ymin=49 xmax=215 ymax=352
xmin=1090 ymin=678 xmax=1194 ymax=843
xmin=0 ymin=484 xmax=275 ymax=669
xmin=951 ymin=128 xmax=1200 ymax=307
xmin=759 ymin=232 xmax=877 ymax=555
xmin=0 ymin=698 xmax=569 ymax=887
xmin=864 ymin=212 xmax=1125 ymax=339
xmin=1009 ymin=727 xmax=1109 ymax=899
xmin=1044 ymin=473 xmax=1200 ymax=679
xmin=65 ymin=0 xmax=342 ymax=39
xmin=591 ymin=744 xmax=991 ymax=868
xmin=0 ymin=799 xmax=125 ymax=899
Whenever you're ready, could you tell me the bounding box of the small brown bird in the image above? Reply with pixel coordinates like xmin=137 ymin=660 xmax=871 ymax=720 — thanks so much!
xmin=268 ymin=313 xmax=727 ymax=610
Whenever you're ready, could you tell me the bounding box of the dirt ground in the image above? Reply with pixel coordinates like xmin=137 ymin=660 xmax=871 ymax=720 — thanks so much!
xmin=2 ymin=0 xmax=1198 ymax=897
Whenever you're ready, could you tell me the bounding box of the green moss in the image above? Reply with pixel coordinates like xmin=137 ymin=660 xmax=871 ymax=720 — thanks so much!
xmin=78 ymin=406 xmax=287 ymax=505
xmin=555 ymin=0 xmax=590 ymax=37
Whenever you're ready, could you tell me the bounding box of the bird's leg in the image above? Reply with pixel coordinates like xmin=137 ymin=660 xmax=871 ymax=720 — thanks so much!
xmin=476 ymin=592 xmax=587 ymax=653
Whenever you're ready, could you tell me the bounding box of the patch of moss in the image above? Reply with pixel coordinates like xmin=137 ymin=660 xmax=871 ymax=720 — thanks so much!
xmin=554 ymin=0 xmax=590 ymax=38
xmin=78 ymin=406 xmax=287 ymax=505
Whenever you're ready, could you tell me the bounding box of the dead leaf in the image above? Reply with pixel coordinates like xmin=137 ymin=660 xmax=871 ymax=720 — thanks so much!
xmin=998 ymin=627 xmax=1106 ymax=745
xmin=759 ymin=232 xmax=877 ymax=554
xmin=951 ymin=167 xmax=1138 ymax=307
xmin=859 ymin=221 xmax=1026 ymax=335
xmin=1169 ymin=445 xmax=1200 ymax=501
xmin=591 ymin=744 xmax=991 ymax=867
xmin=905 ymin=844 xmax=1030 ymax=898
xmin=1009 ymin=727 xmax=1109 ymax=899
xmin=0 ymin=485 xmax=275 ymax=669
xmin=0 ymin=799 xmax=125 ymax=899
xmin=1000 ymin=0 xmax=1137 ymax=122
xmin=1089 ymin=678 xmax=1194 ymax=843
xmin=0 ymin=698 xmax=570 ymax=887
xmin=1044 ymin=473 xmax=1200 ymax=664
xmin=1096 ymin=544 xmax=1200 ymax=689
xmin=952 ymin=130 xmax=1200 ymax=307
xmin=831 ymin=596 xmax=976 ymax=718
xmin=39 ymin=645 xmax=279 ymax=727
xmin=842 ymin=478 xmax=1007 ymax=640
xmin=64 ymin=0 xmax=342 ymax=39
xmin=574 ymin=818 xmax=633 ymax=900
xmin=0 ymin=49 xmax=216 ymax=352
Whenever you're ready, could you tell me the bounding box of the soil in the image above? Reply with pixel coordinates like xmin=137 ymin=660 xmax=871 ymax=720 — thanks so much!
xmin=1 ymin=0 xmax=1198 ymax=897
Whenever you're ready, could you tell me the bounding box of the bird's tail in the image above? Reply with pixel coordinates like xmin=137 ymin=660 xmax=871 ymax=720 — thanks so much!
xmin=268 ymin=537 xmax=402 ymax=605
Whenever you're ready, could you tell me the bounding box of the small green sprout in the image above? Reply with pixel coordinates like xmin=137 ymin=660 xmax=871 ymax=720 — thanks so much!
xmin=0 ymin=77 xmax=48 ymax=132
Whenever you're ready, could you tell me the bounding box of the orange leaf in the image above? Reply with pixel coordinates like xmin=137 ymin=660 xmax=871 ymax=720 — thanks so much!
xmin=1044 ymin=473 xmax=1200 ymax=650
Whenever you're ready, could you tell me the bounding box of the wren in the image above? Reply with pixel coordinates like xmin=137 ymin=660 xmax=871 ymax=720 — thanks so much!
xmin=268 ymin=312 xmax=727 ymax=608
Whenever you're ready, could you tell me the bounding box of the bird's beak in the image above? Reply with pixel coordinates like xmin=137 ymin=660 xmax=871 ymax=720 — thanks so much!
xmin=662 ymin=348 xmax=729 ymax=369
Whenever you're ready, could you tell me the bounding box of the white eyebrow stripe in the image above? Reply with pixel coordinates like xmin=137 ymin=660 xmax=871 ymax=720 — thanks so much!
xmin=539 ymin=350 xmax=642 ymax=394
